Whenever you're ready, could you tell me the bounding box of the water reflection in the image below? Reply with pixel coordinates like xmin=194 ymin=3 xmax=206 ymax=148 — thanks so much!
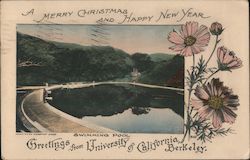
xmin=82 ymin=108 xmax=183 ymax=133
xmin=49 ymin=84 xmax=184 ymax=133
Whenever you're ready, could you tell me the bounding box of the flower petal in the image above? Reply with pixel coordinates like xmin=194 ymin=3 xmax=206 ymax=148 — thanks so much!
xmin=217 ymin=47 xmax=226 ymax=62
xmin=169 ymin=44 xmax=185 ymax=52
xmin=215 ymin=86 xmax=223 ymax=97
xmin=168 ymin=31 xmax=184 ymax=44
xmin=223 ymin=107 xmax=237 ymax=118
xmin=227 ymin=60 xmax=238 ymax=68
xmin=195 ymin=86 xmax=210 ymax=100
xmin=181 ymin=24 xmax=188 ymax=37
xmin=186 ymin=22 xmax=193 ymax=36
xmin=191 ymin=22 xmax=199 ymax=35
xmin=225 ymin=106 xmax=238 ymax=111
xmin=181 ymin=46 xmax=192 ymax=56
xmin=194 ymin=25 xmax=209 ymax=38
xmin=227 ymin=58 xmax=242 ymax=69
xmin=222 ymin=53 xmax=234 ymax=64
xmin=191 ymin=45 xmax=204 ymax=54
xmin=191 ymin=98 xmax=204 ymax=109
xmin=196 ymin=32 xmax=210 ymax=45
xmin=207 ymin=81 xmax=215 ymax=96
xmin=223 ymin=95 xmax=239 ymax=108
xmin=213 ymin=78 xmax=223 ymax=96
xmin=212 ymin=110 xmax=223 ymax=128
xmin=221 ymin=108 xmax=236 ymax=124
xmin=198 ymin=105 xmax=213 ymax=120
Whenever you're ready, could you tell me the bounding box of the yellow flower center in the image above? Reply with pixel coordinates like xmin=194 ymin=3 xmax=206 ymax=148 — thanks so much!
xmin=184 ymin=36 xmax=196 ymax=46
xmin=208 ymin=96 xmax=223 ymax=109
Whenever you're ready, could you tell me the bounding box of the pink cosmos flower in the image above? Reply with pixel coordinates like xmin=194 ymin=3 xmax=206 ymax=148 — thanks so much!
xmin=217 ymin=46 xmax=243 ymax=71
xmin=168 ymin=21 xmax=210 ymax=56
xmin=191 ymin=78 xmax=239 ymax=128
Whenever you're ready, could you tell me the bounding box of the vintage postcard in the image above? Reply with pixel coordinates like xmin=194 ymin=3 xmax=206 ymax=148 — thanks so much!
xmin=1 ymin=0 xmax=249 ymax=159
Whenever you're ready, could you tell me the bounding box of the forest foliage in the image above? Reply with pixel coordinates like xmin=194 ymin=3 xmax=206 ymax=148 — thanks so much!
xmin=17 ymin=32 xmax=184 ymax=88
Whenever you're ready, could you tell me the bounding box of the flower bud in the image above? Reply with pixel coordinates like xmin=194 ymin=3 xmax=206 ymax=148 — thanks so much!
xmin=210 ymin=22 xmax=223 ymax=36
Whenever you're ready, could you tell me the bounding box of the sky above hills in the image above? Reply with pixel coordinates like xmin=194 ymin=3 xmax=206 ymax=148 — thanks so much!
xmin=17 ymin=24 xmax=180 ymax=54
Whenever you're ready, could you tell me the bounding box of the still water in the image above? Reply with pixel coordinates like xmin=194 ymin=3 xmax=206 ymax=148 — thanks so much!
xmin=83 ymin=108 xmax=183 ymax=133
xmin=49 ymin=84 xmax=184 ymax=133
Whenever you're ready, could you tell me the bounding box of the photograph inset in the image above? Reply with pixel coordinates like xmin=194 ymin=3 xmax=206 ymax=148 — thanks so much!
xmin=16 ymin=24 xmax=184 ymax=133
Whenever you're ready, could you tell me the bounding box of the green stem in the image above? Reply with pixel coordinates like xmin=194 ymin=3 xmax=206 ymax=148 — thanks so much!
xmin=193 ymin=53 xmax=195 ymax=69
xmin=193 ymin=112 xmax=198 ymax=118
xmin=183 ymin=35 xmax=220 ymax=142
xmin=203 ymin=69 xmax=220 ymax=84
xmin=205 ymin=35 xmax=219 ymax=67
xmin=190 ymin=106 xmax=194 ymax=115
xmin=181 ymin=53 xmax=196 ymax=143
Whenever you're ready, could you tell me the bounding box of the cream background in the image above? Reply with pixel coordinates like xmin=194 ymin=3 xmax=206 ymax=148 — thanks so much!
xmin=1 ymin=0 xmax=249 ymax=159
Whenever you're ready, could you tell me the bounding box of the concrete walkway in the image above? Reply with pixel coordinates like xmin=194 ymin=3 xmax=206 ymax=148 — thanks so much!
xmin=18 ymin=81 xmax=184 ymax=92
xmin=22 ymin=89 xmax=115 ymax=132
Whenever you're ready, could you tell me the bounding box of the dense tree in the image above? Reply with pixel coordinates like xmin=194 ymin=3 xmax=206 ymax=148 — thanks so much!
xmin=140 ymin=55 xmax=184 ymax=88
xmin=131 ymin=53 xmax=154 ymax=72
xmin=17 ymin=32 xmax=184 ymax=88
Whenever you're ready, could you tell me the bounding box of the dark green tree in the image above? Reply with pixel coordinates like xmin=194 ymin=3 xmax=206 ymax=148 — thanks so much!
xmin=131 ymin=53 xmax=154 ymax=72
